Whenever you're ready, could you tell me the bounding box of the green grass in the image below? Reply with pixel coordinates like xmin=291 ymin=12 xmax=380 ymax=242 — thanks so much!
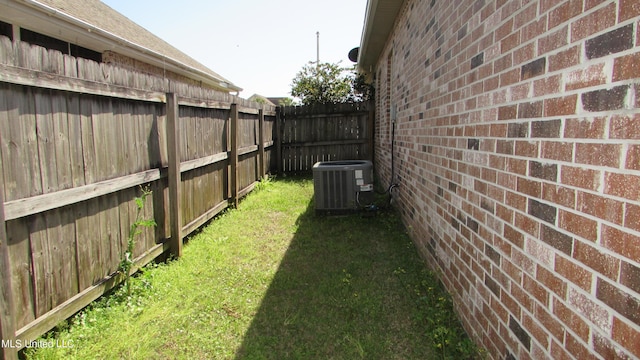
xmin=24 ymin=177 xmax=481 ymax=360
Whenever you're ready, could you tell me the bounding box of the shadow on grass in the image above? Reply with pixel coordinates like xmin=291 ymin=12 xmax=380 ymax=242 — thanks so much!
xmin=234 ymin=190 xmax=437 ymax=359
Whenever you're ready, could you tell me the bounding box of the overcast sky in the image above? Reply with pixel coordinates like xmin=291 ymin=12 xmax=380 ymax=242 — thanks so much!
xmin=101 ymin=0 xmax=368 ymax=99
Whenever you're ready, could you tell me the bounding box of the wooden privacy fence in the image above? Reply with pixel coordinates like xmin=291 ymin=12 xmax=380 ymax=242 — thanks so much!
xmin=276 ymin=101 xmax=374 ymax=173
xmin=0 ymin=36 xmax=374 ymax=358
xmin=0 ymin=37 xmax=275 ymax=357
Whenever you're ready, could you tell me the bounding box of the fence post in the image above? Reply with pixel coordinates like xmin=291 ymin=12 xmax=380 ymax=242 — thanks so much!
xmin=166 ymin=93 xmax=182 ymax=258
xmin=275 ymin=107 xmax=283 ymax=175
xmin=230 ymin=104 xmax=239 ymax=208
xmin=367 ymin=100 xmax=375 ymax=162
xmin=258 ymin=107 xmax=265 ymax=178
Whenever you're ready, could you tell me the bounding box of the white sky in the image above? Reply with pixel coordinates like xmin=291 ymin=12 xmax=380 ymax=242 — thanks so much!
xmin=101 ymin=0 xmax=368 ymax=99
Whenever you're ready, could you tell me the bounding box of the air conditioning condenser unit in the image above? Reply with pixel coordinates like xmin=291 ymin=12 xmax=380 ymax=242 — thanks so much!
xmin=312 ymin=160 xmax=374 ymax=213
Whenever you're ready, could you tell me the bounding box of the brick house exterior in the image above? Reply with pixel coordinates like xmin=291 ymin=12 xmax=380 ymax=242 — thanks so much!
xmin=359 ymin=0 xmax=640 ymax=358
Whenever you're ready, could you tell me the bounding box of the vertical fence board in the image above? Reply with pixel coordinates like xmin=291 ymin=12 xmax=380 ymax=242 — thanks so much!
xmin=151 ymin=179 xmax=169 ymax=252
xmin=299 ymin=115 xmax=306 ymax=171
xmin=65 ymin=94 xmax=85 ymax=187
xmin=111 ymin=101 xmax=126 ymax=177
xmin=95 ymin=197 xmax=110 ymax=282
xmin=136 ymin=103 xmax=151 ymax=174
xmin=28 ymin=214 xmax=49 ymax=318
xmin=196 ymin=110 xmax=204 ymax=159
xmin=120 ymin=101 xmax=136 ymax=174
xmin=141 ymin=183 xmax=156 ymax=255
xmin=181 ymin=170 xmax=193 ymax=228
xmin=48 ymin=207 xmax=79 ymax=307
xmin=104 ymin=99 xmax=119 ymax=179
xmin=51 ymin=92 xmax=72 ymax=190
xmin=128 ymin=103 xmax=143 ymax=174
xmin=275 ymin=108 xmax=282 ymax=174
xmin=0 ymin=84 xmax=21 ymax=201
xmin=122 ymin=188 xmax=138 ymax=257
xmin=79 ymin=96 xmax=97 ymax=184
xmin=166 ymin=93 xmax=182 ymax=258
xmin=147 ymin=103 xmax=163 ymax=169
xmin=106 ymin=193 xmax=121 ymax=276
xmin=0 ymin=36 xmax=13 ymax=66
xmin=62 ymin=54 xmax=77 ymax=78
xmin=89 ymin=99 xmax=105 ymax=182
xmin=179 ymin=109 xmax=190 ymax=162
xmin=0 ymin=145 xmax=17 ymax=360
xmin=258 ymin=109 xmax=265 ymax=178
xmin=5 ymin=219 xmax=33 ymax=330
xmin=191 ymin=109 xmax=200 ymax=160
xmin=229 ymin=104 xmax=238 ymax=207
xmin=126 ymin=186 xmax=145 ymax=258
xmin=202 ymin=110 xmax=214 ymax=158
xmin=21 ymin=87 xmax=42 ymax=199
xmin=74 ymin=200 xmax=93 ymax=290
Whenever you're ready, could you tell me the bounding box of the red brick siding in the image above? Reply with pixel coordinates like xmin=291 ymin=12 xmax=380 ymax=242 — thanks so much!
xmin=371 ymin=0 xmax=640 ymax=358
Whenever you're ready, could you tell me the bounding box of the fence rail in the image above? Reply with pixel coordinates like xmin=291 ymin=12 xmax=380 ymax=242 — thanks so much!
xmin=0 ymin=37 xmax=371 ymax=358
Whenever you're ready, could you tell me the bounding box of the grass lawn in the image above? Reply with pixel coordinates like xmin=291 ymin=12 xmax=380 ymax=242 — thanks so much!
xmin=24 ymin=177 xmax=480 ymax=359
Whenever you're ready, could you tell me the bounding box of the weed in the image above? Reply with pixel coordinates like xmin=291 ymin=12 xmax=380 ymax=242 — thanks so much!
xmin=408 ymin=268 xmax=483 ymax=359
xmin=119 ymin=185 xmax=156 ymax=296
xmin=254 ymin=174 xmax=274 ymax=191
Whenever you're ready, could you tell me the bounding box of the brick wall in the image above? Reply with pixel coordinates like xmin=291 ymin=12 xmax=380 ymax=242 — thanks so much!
xmin=372 ymin=0 xmax=640 ymax=358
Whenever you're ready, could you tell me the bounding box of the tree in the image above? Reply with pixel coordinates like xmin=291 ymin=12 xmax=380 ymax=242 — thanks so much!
xmin=290 ymin=62 xmax=372 ymax=105
xmin=350 ymin=72 xmax=374 ymax=103
xmin=253 ymin=97 xmax=267 ymax=104
xmin=278 ymin=97 xmax=294 ymax=106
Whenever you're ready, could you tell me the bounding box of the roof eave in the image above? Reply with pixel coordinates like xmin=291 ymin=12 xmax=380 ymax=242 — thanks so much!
xmin=357 ymin=0 xmax=406 ymax=74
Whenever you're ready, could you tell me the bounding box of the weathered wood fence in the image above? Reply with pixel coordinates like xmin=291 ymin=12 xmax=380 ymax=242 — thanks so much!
xmin=0 ymin=37 xmax=373 ymax=358
xmin=0 ymin=37 xmax=276 ymax=358
xmin=276 ymin=102 xmax=374 ymax=173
